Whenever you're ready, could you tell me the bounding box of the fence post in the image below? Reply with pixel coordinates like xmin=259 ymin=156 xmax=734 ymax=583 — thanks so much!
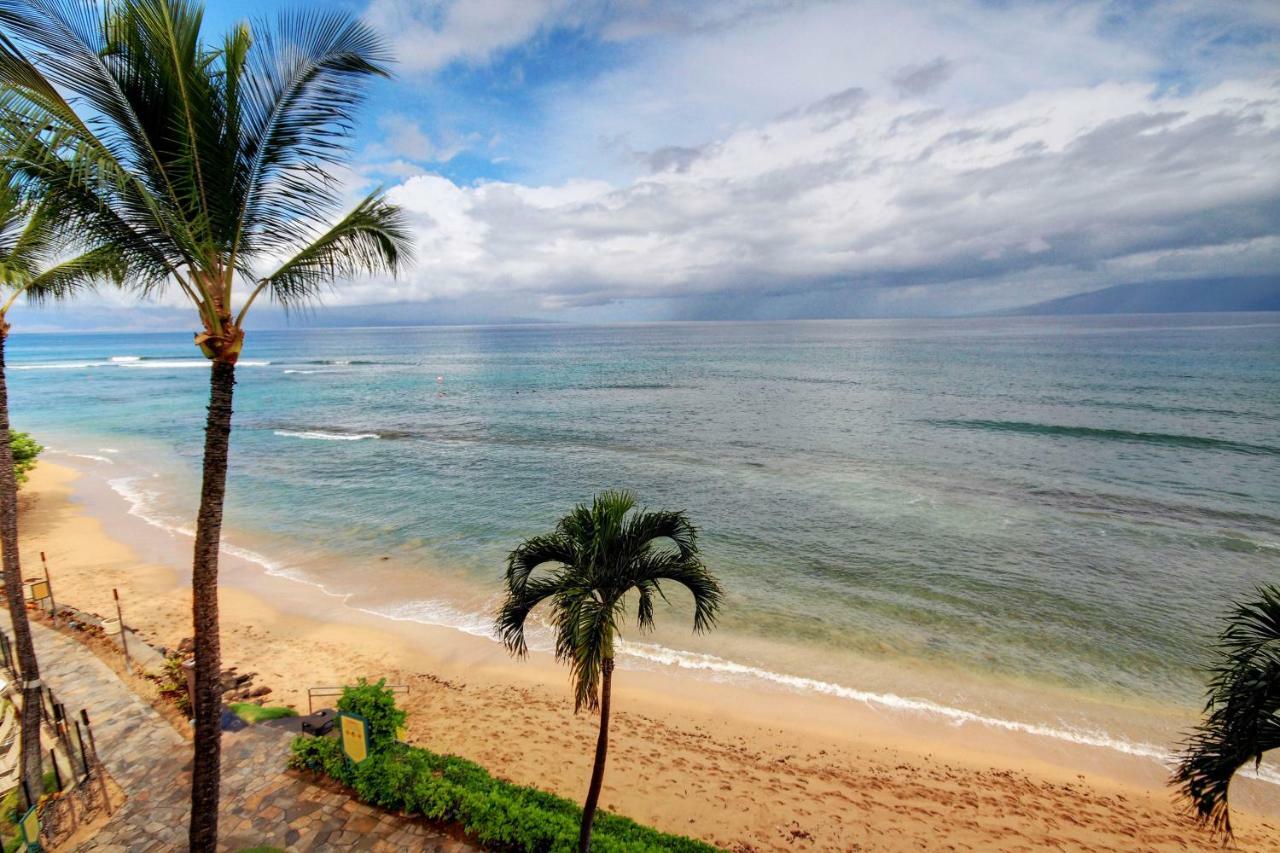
xmin=48 ymin=748 xmax=61 ymax=792
xmin=112 ymin=589 xmax=130 ymax=673
xmin=39 ymin=551 xmax=56 ymax=621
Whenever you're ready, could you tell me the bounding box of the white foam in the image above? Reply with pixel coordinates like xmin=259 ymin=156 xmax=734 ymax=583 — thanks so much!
xmin=99 ymin=448 xmax=120 ymax=454
xmin=283 ymin=369 xmax=319 ymax=375
xmin=612 ymin=639 xmax=1280 ymax=784
xmin=46 ymin=448 xmax=113 ymax=464
xmin=274 ymin=429 xmax=377 ymax=441
xmin=13 ymin=358 xmax=271 ymax=370
xmin=354 ymin=598 xmax=500 ymax=641
xmin=12 ymin=361 xmax=108 ymax=370
xmin=108 ymin=476 xmax=195 ymax=537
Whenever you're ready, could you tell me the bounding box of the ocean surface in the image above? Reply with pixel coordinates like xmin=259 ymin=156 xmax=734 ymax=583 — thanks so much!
xmin=8 ymin=314 xmax=1280 ymax=770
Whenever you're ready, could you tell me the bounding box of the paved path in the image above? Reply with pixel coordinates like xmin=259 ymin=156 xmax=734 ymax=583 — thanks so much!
xmin=5 ymin=615 xmax=476 ymax=852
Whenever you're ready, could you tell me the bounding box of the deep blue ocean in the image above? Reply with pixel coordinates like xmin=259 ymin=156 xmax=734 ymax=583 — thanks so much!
xmin=8 ymin=314 xmax=1279 ymax=759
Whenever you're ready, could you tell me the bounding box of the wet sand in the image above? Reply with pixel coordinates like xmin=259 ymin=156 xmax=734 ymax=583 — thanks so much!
xmin=17 ymin=461 xmax=1280 ymax=851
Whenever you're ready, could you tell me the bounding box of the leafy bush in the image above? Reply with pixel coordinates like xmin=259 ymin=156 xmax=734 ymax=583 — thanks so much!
xmin=291 ymin=681 xmax=718 ymax=853
xmin=10 ymin=432 xmax=41 ymax=484
xmin=230 ymin=703 xmax=298 ymax=724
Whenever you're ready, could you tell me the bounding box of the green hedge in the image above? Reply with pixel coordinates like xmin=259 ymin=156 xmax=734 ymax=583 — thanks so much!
xmin=289 ymin=680 xmax=719 ymax=853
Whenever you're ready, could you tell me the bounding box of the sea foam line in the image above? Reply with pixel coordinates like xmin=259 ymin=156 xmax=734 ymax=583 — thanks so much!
xmin=94 ymin=466 xmax=1279 ymax=787
xmin=274 ymin=429 xmax=378 ymax=441
xmin=47 ymin=447 xmax=114 ymax=464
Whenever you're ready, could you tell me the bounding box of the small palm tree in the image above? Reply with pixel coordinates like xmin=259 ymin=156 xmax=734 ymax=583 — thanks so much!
xmin=1173 ymin=584 xmax=1280 ymax=837
xmin=0 ymin=2 xmax=410 ymax=847
xmin=0 ymin=176 xmax=121 ymax=802
xmin=496 ymin=491 xmax=723 ymax=853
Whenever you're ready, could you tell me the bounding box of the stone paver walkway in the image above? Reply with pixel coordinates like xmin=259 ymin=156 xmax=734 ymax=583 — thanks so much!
xmin=4 ymin=615 xmax=476 ymax=852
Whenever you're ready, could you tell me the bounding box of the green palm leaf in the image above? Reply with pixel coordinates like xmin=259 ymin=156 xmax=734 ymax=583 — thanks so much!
xmin=1173 ymin=585 xmax=1280 ymax=836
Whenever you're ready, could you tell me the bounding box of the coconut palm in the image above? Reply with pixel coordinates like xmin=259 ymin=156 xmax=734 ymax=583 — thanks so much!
xmin=0 ymin=2 xmax=410 ymax=847
xmin=496 ymin=491 xmax=723 ymax=852
xmin=0 ymin=176 xmax=122 ymax=804
xmin=1173 ymin=584 xmax=1280 ymax=837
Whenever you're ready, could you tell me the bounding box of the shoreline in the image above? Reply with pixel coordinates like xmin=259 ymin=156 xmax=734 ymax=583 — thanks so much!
xmin=18 ymin=459 xmax=1280 ymax=850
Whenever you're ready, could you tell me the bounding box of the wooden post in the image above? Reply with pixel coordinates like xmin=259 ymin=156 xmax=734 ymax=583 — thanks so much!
xmin=48 ymin=748 xmax=61 ymax=792
xmin=112 ymin=588 xmax=130 ymax=673
xmin=72 ymin=720 xmax=89 ymax=782
xmin=79 ymin=709 xmax=111 ymax=816
xmin=39 ymin=551 xmax=56 ymax=621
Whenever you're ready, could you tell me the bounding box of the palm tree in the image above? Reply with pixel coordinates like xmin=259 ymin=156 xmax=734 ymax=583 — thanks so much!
xmin=496 ymin=491 xmax=723 ymax=852
xmin=0 ymin=2 xmax=411 ymax=847
xmin=0 ymin=176 xmax=122 ymax=805
xmin=1173 ymin=584 xmax=1280 ymax=837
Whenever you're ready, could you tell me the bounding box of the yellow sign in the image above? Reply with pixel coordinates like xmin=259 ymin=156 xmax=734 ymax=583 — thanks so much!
xmin=19 ymin=805 xmax=38 ymax=847
xmin=339 ymin=713 xmax=369 ymax=764
xmin=28 ymin=581 xmax=49 ymax=602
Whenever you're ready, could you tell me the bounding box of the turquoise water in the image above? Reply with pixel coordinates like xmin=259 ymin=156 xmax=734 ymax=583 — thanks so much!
xmin=8 ymin=315 xmax=1279 ymax=735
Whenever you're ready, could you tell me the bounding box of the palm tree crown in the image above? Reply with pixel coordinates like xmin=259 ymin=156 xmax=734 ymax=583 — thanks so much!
xmin=0 ymin=0 xmax=411 ymax=358
xmin=1173 ymin=584 xmax=1280 ymax=836
xmin=497 ymin=490 xmax=723 ymax=711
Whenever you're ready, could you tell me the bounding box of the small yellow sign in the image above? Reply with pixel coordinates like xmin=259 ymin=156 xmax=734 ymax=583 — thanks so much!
xmin=19 ymin=805 xmax=39 ymax=847
xmin=339 ymin=713 xmax=369 ymax=764
xmin=28 ymin=581 xmax=49 ymax=602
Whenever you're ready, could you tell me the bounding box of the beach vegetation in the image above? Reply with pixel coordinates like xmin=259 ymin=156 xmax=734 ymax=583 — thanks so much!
xmin=290 ymin=679 xmax=718 ymax=852
xmin=9 ymin=430 xmax=38 ymax=484
xmin=0 ymin=1 xmax=410 ymax=847
xmin=229 ymin=702 xmax=298 ymax=725
xmin=495 ymin=491 xmax=722 ymax=852
xmin=1173 ymin=584 xmax=1280 ymax=837
xmin=0 ymin=172 xmax=124 ymax=802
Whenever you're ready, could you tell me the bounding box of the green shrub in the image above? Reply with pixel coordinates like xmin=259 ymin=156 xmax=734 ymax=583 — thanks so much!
xmin=230 ymin=703 xmax=298 ymax=724
xmin=290 ymin=682 xmax=718 ymax=852
xmin=10 ymin=432 xmax=41 ymax=485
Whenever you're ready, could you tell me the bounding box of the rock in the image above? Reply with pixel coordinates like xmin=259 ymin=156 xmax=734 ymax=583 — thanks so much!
xmin=249 ymin=685 xmax=271 ymax=698
xmin=178 ymin=637 xmax=195 ymax=654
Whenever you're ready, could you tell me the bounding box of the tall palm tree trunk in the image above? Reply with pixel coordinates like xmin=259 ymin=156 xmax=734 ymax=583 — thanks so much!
xmin=0 ymin=329 xmax=44 ymax=804
xmin=189 ymin=359 xmax=235 ymax=852
xmin=579 ymin=657 xmax=614 ymax=853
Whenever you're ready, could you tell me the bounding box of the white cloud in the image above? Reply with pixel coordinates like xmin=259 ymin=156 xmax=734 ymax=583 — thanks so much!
xmin=363 ymin=0 xmax=572 ymax=73
xmin=344 ymin=75 xmax=1280 ymax=315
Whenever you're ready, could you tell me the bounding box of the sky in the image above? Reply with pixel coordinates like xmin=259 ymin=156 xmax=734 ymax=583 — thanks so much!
xmin=15 ymin=0 xmax=1280 ymax=329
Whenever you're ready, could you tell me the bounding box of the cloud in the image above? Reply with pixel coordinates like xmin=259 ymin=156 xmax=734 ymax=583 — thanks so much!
xmin=355 ymin=75 xmax=1280 ymax=317
xmin=891 ymin=57 xmax=955 ymax=97
xmin=363 ymin=0 xmax=572 ymax=73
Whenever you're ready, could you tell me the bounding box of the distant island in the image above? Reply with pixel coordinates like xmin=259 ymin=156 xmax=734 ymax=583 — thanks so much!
xmin=1001 ymin=276 xmax=1280 ymax=317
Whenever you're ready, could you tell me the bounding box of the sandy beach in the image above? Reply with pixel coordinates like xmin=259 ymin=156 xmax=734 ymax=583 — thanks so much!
xmin=16 ymin=460 xmax=1280 ymax=851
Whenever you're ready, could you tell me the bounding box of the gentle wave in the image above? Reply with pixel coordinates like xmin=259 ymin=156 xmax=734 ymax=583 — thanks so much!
xmin=108 ymin=476 xmax=194 ymax=537
xmin=14 ymin=358 xmax=271 ymax=370
xmin=273 ymin=429 xmax=379 ymax=441
xmin=929 ymin=419 xmax=1280 ymax=457
xmin=614 ymin=640 xmax=1280 ymax=783
xmin=47 ymin=448 xmax=114 ymax=464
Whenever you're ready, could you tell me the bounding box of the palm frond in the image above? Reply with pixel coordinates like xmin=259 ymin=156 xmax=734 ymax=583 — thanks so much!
xmin=246 ymin=191 xmax=410 ymax=316
xmin=622 ymin=508 xmax=699 ymax=561
xmin=495 ymin=574 xmax=564 ymax=658
xmin=505 ymin=533 xmax=575 ymax=595
xmin=1173 ymin=585 xmax=1280 ymax=836
xmin=234 ymin=8 xmax=391 ymax=258
xmin=629 ymin=550 xmax=722 ymax=633
xmin=22 ymin=243 xmax=125 ymax=303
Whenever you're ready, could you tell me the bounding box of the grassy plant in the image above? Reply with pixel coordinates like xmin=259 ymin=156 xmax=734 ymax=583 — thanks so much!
xmin=229 ymin=703 xmax=298 ymax=724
